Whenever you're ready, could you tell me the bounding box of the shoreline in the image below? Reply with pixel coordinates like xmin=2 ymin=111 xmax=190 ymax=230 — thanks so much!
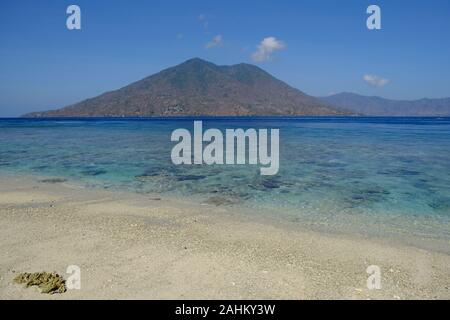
xmin=2 ymin=170 xmax=449 ymax=255
xmin=0 ymin=173 xmax=449 ymax=299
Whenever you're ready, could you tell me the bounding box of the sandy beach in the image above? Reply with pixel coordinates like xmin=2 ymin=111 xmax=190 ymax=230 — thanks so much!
xmin=0 ymin=173 xmax=449 ymax=300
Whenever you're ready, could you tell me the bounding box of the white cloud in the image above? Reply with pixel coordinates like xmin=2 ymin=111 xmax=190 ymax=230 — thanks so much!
xmin=251 ymin=37 xmax=286 ymax=62
xmin=363 ymin=74 xmax=390 ymax=87
xmin=205 ymin=35 xmax=223 ymax=49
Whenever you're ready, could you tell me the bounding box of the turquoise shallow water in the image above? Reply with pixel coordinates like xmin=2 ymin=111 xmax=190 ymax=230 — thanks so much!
xmin=1 ymin=117 xmax=450 ymax=247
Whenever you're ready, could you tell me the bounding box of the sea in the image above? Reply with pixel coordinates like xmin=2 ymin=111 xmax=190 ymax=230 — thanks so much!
xmin=1 ymin=117 xmax=449 ymax=251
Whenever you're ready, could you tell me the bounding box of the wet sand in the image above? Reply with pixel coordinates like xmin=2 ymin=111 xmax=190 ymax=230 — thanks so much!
xmin=0 ymin=174 xmax=449 ymax=299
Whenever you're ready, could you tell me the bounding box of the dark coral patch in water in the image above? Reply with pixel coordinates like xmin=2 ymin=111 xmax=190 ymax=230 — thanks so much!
xmin=176 ymin=174 xmax=207 ymax=181
xmin=428 ymin=198 xmax=450 ymax=211
xmin=248 ymin=175 xmax=284 ymax=191
xmin=345 ymin=186 xmax=391 ymax=207
xmin=316 ymin=161 xmax=347 ymax=168
xmin=261 ymin=179 xmax=281 ymax=189
xmin=378 ymin=168 xmax=421 ymax=176
xmin=39 ymin=178 xmax=68 ymax=183
xmin=81 ymin=169 xmax=107 ymax=176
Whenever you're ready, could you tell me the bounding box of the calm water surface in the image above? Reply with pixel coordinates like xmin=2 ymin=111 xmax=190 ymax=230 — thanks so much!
xmin=1 ymin=117 xmax=449 ymax=249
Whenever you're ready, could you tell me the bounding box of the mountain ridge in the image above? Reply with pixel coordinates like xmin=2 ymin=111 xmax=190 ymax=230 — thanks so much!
xmin=23 ymin=58 xmax=347 ymax=117
xmin=321 ymin=92 xmax=450 ymax=116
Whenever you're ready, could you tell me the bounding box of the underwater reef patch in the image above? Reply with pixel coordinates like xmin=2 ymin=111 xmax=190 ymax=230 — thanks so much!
xmin=345 ymin=186 xmax=391 ymax=207
xmin=203 ymin=196 xmax=239 ymax=206
xmin=39 ymin=178 xmax=68 ymax=183
xmin=81 ymin=169 xmax=107 ymax=176
xmin=428 ymin=198 xmax=450 ymax=211
xmin=377 ymin=168 xmax=421 ymax=177
xmin=176 ymin=174 xmax=207 ymax=181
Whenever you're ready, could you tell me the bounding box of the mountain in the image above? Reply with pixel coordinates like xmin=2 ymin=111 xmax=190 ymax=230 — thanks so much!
xmin=23 ymin=58 xmax=347 ymax=117
xmin=321 ymin=92 xmax=450 ymax=116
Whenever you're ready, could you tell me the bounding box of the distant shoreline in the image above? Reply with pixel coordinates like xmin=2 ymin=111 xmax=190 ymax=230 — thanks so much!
xmin=4 ymin=115 xmax=450 ymax=120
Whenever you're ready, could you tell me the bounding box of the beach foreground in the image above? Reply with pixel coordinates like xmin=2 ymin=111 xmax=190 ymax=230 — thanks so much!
xmin=0 ymin=174 xmax=449 ymax=299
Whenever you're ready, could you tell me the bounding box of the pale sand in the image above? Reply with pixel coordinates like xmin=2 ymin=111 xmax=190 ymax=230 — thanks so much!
xmin=0 ymin=174 xmax=449 ymax=300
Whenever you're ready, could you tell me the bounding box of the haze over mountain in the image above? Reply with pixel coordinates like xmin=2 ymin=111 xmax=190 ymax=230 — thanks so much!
xmin=24 ymin=58 xmax=346 ymax=117
xmin=321 ymin=92 xmax=450 ymax=116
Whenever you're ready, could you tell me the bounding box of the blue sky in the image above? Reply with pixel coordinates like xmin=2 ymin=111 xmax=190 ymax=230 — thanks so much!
xmin=1 ymin=0 xmax=450 ymax=116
